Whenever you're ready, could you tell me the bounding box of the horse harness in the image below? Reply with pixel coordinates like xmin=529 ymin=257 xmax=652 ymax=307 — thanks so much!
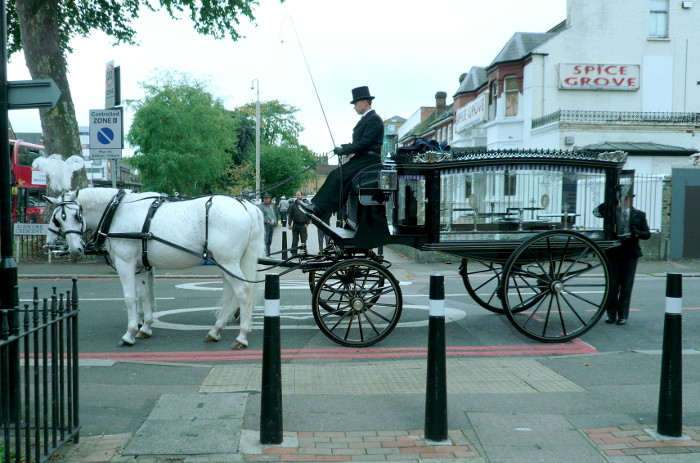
xmin=48 ymin=193 xmax=86 ymax=238
xmin=91 ymin=191 xmax=221 ymax=271
xmin=52 ymin=190 xmax=264 ymax=282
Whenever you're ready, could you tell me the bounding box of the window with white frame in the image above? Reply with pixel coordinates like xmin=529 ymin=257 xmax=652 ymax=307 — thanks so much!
xmin=505 ymin=76 xmax=519 ymax=117
xmin=649 ymin=0 xmax=669 ymax=38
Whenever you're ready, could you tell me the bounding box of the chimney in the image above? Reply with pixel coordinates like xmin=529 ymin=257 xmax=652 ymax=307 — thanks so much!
xmin=435 ymin=91 xmax=447 ymax=115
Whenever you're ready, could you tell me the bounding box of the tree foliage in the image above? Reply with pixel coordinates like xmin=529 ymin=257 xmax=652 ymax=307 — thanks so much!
xmin=226 ymin=110 xmax=256 ymax=164
xmin=258 ymin=144 xmax=316 ymax=200
xmin=238 ymin=100 xmax=304 ymax=146
xmin=127 ymin=73 xmax=237 ymax=195
xmin=7 ymin=0 xmax=265 ymax=56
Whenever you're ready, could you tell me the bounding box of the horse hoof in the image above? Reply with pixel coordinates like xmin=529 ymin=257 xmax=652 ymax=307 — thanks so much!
xmin=118 ymin=339 xmax=134 ymax=347
xmin=204 ymin=334 xmax=219 ymax=343
xmin=231 ymin=341 xmax=248 ymax=350
xmin=136 ymin=332 xmax=151 ymax=339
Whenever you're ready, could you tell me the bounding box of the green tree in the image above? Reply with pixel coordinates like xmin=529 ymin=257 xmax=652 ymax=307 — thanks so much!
xmin=127 ymin=72 xmax=237 ymax=195
xmin=258 ymin=144 xmax=316 ymax=199
xmin=238 ymin=100 xmax=304 ymax=146
xmin=226 ymin=110 xmax=256 ymax=164
xmin=8 ymin=0 xmax=276 ymax=184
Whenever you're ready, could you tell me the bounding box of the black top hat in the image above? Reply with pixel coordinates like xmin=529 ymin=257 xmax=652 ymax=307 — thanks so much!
xmin=350 ymin=86 xmax=375 ymax=104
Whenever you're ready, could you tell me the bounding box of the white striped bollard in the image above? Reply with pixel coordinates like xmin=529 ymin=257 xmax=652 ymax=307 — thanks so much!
xmin=424 ymin=274 xmax=448 ymax=442
xmin=657 ymin=273 xmax=683 ymax=438
xmin=260 ymin=273 xmax=283 ymax=444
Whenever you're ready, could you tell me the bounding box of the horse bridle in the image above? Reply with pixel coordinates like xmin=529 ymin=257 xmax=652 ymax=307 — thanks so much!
xmin=48 ymin=196 xmax=86 ymax=238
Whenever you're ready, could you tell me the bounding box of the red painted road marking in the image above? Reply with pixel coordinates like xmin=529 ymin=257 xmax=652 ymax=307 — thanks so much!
xmin=62 ymin=338 xmax=596 ymax=363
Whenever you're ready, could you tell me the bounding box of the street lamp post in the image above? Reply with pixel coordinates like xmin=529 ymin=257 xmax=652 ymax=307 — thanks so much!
xmin=251 ymin=79 xmax=260 ymax=201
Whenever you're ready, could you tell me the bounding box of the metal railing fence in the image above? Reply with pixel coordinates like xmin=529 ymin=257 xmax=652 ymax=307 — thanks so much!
xmin=532 ymin=110 xmax=700 ymax=129
xmin=1 ymin=279 xmax=80 ymax=463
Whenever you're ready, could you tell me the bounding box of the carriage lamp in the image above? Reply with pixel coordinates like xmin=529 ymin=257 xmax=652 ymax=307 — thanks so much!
xmin=379 ymin=170 xmax=398 ymax=190
xmin=379 ymin=170 xmax=398 ymax=202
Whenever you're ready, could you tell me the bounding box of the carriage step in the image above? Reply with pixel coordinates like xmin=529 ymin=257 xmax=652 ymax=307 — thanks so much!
xmin=257 ymin=257 xmax=299 ymax=268
xmin=306 ymin=212 xmax=357 ymax=244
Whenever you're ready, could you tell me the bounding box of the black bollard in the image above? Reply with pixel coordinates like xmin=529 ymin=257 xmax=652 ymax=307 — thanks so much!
xmin=657 ymin=273 xmax=683 ymax=438
xmin=424 ymin=274 xmax=448 ymax=442
xmin=281 ymin=228 xmax=288 ymax=261
xmin=260 ymin=273 xmax=283 ymax=445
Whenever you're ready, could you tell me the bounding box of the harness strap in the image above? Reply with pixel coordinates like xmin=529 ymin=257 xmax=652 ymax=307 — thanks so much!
xmin=94 ymin=194 xmax=269 ymax=283
xmin=203 ymin=197 xmax=213 ymax=260
xmin=87 ymin=189 xmax=127 ymax=249
xmin=140 ymin=195 xmax=167 ymax=270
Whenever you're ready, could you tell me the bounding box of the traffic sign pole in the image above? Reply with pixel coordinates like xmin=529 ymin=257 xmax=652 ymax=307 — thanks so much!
xmin=0 ymin=0 xmax=17 ymax=315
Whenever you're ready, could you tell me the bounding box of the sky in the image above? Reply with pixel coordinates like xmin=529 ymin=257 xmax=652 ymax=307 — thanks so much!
xmin=7 ymin=0 xmax=567 ymax=158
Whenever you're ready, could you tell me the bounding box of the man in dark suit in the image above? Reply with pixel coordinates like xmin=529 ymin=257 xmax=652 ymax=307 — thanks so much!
xmin=605 ymin=194 xmax=651 ymax=325
xmin=300 ymin=86 xmax=384 ymax=222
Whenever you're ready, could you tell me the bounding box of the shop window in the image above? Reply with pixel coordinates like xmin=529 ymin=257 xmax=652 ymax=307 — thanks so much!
xmin=505 ymin=76 xmax=519 ymax=117
xmin=649 ymin=0 xmax=669 ymax=38
xmin=488 ymin=81 xmax=498 ymax=120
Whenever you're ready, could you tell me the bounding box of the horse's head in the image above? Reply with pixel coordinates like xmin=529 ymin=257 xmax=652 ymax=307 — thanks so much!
xmin=44 ymin=191 xmax=86 ymax=257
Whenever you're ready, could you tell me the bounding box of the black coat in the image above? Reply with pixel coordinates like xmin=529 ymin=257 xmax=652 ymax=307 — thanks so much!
xmin=339 ymin=109 xmax=384 ymax=156
xmin=611 ymin=208 xmax=651 ymax=259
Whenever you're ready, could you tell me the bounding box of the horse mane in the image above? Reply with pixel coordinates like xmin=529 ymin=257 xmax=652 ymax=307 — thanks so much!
xmin=76 ymin=187 xmax=130 ymax=208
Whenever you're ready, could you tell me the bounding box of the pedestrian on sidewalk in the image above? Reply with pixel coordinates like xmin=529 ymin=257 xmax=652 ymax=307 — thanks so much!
xmin=278 ymin=196 xmax=289 ymax=225
xmin=287 ymin=191 xmax=310 ymax=256
xmin=258 ymin=193 xmax=277 ymax=256
xmin=604 ymin=192 xmax=650 ymax=325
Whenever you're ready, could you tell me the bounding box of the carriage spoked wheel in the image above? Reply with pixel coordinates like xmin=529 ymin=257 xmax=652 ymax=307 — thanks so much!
xmin=312 ymin=258 xmax=402 ymax=347
xmin=500 ymin=230 xmax=610 ymax=343
xmin=309 ymin=265 xmax=386 ymax=314
xmin=460 ymin=259 xmax=538 ymax=314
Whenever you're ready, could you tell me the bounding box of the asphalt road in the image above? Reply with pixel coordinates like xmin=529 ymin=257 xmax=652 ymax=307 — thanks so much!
xmin=16 ymin=271 xmax=700 ymax=359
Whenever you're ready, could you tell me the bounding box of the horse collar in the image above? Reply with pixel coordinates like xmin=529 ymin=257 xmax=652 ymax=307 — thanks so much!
xmin=90 ymin=189 xmax=128 ymax=249
xmin=140 ymin=195 xmax=168 ymax=271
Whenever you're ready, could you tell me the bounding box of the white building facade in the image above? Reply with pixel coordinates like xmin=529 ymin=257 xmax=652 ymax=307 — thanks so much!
xmin=451 ymin=0 xmax=699 ymax=176
xmin=523 ymin=0 xmax=700 ymax=175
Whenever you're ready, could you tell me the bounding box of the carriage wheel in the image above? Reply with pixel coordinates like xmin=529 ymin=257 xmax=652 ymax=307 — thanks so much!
xmin=310 ymin=265 xmax=386 ymax=314
xmin=460 ymin=259 xmax=541 ymax=314
xmin=312 ymin=259 xmax=402 ymax=347
xmin=500 ymin=230 xmax=610 ymax=343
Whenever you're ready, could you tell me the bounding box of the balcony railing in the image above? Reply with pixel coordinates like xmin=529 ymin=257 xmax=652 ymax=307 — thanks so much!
xmin=532 ymin=110 xmax=700 ymax=129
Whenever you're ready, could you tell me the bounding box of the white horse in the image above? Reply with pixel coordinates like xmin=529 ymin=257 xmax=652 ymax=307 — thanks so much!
xmin=45 ymin=188 xmax=265 ymax=349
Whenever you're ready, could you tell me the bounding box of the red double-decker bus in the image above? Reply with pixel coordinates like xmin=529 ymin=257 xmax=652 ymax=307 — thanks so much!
xmin=10 ymin=139 xmax=46 ymax=223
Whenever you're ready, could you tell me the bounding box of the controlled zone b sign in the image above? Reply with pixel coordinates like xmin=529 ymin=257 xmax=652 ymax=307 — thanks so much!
xmin=89 ymin=108 xmax=123 ymax=159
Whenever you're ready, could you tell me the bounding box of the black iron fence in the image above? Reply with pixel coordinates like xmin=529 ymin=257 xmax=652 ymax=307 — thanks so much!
xmin=532 ymin=110 xmax=700 ymax=129
xmin=1 ymin=279 xmax=80 ymax=463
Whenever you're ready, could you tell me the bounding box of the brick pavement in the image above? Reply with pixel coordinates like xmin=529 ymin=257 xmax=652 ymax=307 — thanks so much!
xmin=244 ymin=430 xmax=479 ymax=462
xmin=583 ymin=426 xmax=700 ymax=458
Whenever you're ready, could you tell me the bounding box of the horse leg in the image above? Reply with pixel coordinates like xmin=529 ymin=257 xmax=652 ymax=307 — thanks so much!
xmin=224 ymin=272 xmax=255 ymax=350
xmin=114 ymin=259 xmax=140 ymax=346
xmin=205 ymin=276 xmax=238 ymax=342
xmin=135 ymin=271 xmax=155 ymax=339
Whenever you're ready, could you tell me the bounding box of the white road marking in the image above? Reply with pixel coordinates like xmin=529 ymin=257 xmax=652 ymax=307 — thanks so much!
xmin=150 ymin=304 xmax=465 ymax=331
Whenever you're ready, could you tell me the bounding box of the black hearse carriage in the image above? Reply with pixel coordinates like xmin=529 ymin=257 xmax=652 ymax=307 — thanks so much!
xmin=263 ymin=148 xmax=632 ymax=348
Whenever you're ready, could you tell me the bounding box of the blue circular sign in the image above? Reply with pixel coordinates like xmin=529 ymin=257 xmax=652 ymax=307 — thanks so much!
xmin=97 ymin=127 xmax=115 ymax=145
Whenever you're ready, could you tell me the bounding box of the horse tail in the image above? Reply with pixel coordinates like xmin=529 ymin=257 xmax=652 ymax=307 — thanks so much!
xmin=240 ymin=201 xmax=265 ymax=301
